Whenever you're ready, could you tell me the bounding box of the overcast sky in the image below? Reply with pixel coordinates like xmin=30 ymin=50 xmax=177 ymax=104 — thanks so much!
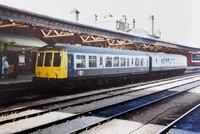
xmin=0 ymin=0 xmax=199 ymax=48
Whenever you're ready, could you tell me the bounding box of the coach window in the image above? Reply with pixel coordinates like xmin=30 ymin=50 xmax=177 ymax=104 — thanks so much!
xmin=44 ymin=52 xmax=52 ymax=67
xmin=121 ymin=57 xmax=126 ymax=67
xmin=167 ymin=58 xmax=170 ymax=63
xmin=76 ymin=55 xmax=86 ymax=68
xmin=37 ymin=52 xmax=44 ymax=66
xmin=53 ymin=53 xmax=62 ymax=67
xmin=113 ymin=57 xmax=119 ymax=67
xmin=105 ymin=56 xmax=112 ymax=67
xmin=89 ymin=55 xmax=97 ymax=68
xmin=155 ymin=58 xmax=157 ymax=63
xmin=127 ymin=58 xmax=130 ymax=67
xmin=169 ymin=58 xmax=171 ymax=64
xmin=135 ymin=58 xmax=139 ymax=66
xmin=161 ymin=59 xmax=163 ymax=64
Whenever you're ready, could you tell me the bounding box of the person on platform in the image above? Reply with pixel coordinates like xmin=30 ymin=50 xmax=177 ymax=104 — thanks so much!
xmin=2 ymin=58 xmax=9 ymax=78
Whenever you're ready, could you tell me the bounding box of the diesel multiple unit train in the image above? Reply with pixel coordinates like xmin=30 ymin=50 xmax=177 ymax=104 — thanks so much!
xmin=33 ymin=43 xmax=187 ymax=88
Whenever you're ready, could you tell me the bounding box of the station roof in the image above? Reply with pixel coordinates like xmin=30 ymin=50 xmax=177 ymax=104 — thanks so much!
xmin=0 ymin=4 xmax=200 ymax=54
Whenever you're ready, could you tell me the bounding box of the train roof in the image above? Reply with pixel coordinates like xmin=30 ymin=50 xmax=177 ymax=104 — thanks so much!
xmin=148 ymin=52 xmax=186 ymax=57
xmin=39 ymin=43 xmax=149 ymax=56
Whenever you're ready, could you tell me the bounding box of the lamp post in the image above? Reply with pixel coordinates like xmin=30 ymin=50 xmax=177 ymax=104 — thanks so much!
xmin=149 ymin=15 xmax=155 ymax=35
xmin=122 ymin=15 xmax=127 ymax=25
xmin=133 ymin=18 xmax=136 ymax=29
xmin=94 ymin=14 xmax=98 ymax=23
xmin=70 ymin=8 xmax=80 ymax=21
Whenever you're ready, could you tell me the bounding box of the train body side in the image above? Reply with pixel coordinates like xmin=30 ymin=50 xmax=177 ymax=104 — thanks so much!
xmin=149 ymin=53 xmax=187 ymax=74
xmin=67 ymin=53 xmax=149 ymax=79
xmin=65 ymin=44 xmax=150 ymax=79
xmin=33 ymin=43 xmax=187 ymax=88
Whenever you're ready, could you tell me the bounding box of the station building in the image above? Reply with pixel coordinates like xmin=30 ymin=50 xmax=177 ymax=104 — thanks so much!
xmin=0 ymin=33 xmax=47 ymax=78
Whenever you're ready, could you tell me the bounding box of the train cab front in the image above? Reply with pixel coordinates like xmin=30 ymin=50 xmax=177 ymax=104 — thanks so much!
xmin=33 ymin=50 xmax=68 ymax=88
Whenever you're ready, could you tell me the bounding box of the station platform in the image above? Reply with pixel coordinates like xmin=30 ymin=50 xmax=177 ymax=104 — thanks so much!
xmin=186 ymin=66 xmax=200 ymax=73
xmin=0 ymin=74 xmax=34 ymax=86
xmin=186 ymin=66 xmax=200 ymax=70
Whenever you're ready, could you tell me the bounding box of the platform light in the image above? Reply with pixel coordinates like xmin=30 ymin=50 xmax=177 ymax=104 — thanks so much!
xmin=70 ymin=8 xmax=80 ymax=21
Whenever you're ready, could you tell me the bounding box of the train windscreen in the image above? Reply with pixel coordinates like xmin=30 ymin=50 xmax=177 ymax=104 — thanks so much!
xmin=44 ymin=53 xmax=52 ymax=67
xmin=37 ymin=52 xmax=44 ymax=66
xmin=53 ymin=53 xmax=61 ymax=67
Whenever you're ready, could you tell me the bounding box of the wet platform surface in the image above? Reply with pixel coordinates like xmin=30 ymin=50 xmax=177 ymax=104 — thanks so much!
xmin=0 ymin=74 xmax=34 ymax=86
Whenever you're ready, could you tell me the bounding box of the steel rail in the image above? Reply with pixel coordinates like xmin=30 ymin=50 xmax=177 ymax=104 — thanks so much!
xmin=157 ymin=104 xmax=200 ymax=134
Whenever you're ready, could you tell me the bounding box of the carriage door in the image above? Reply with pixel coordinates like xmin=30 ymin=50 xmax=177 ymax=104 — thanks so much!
xmin=67 ymin=54 xmax=73 ymax=77
xmin=99 ymin=55 xmax=104 ymax=68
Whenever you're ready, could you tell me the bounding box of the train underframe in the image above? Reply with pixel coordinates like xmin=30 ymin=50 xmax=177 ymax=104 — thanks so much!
xmin=32 ymin=68 xmax=186 ymax=93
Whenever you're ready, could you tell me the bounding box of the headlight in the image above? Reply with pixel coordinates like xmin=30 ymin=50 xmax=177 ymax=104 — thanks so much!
xmin=37 ymin=71 xmax=41 ymax=75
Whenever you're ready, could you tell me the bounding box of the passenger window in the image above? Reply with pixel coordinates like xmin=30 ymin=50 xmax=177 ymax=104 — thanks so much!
xmin=161 ymin=59 xmax=164 ymax=64
xmin=135 ymin=58 xmax=139 ymax=66
xmin=37 ymin=52 xmax=44 ymax=66
xmin=89 ymin=55 xmax=97 ymax=68
xmin=44 ymin=52 xmax=52 ymax=67
xmin=76 ymin=55 xmax=86 ymax=68
xmin=105 ymin=56 xmax=112 ymax=67
xmin=121 ymin=57 xmax=126 ymax=67
xmin=113 ymin=57 xmax=119 ymax=67
xmin=53 ymin=53 xmax=62 ymax=67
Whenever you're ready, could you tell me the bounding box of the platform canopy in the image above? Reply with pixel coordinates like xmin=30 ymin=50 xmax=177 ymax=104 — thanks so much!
xmin=0 ymin=33 xmax=47 ymax=47
xmin=0 ymin=33 xmax=47 ymax=51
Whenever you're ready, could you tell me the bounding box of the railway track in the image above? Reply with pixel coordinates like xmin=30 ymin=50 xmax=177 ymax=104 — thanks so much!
xmin=0 ymin=71 xmax=197 ymax=106
xmin=1 ymin=73 xmax=198 ymax=110
xmin=0 ymin=72 xmax=197 ymax=106
xmin=0 ymin=85 xmax=56 ymax=106
xmin=0 ymin=74 xmax=198 ymax=118
xmin=0 ymin=74 xmax=200 ymax=133
xmin=158 ymin=103 xmax=200 ymax=134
